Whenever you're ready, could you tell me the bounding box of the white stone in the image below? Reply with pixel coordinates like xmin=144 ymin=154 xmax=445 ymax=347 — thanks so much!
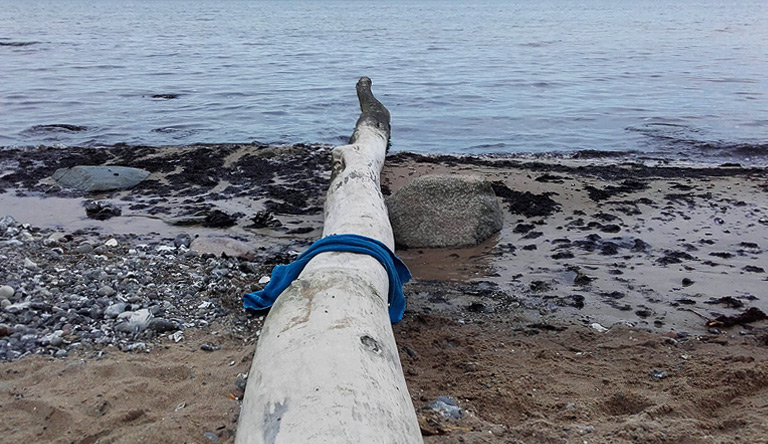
xmin=105 ymin=238 xmax=118 ymax=247
xmin=0 ymin=285 xmax=14 ymax=299
xmin=23 ymin=258 xmax=38 ymax=270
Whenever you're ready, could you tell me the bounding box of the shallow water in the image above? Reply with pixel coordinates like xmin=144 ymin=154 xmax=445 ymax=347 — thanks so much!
xmin=1 ymin=0 xmax=767 ymax=161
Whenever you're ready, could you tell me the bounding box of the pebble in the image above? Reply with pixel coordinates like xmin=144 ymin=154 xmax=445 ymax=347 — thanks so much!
xmin=203 ymin=432 xmax=219 ymax=442
xmin=105 ymin=302 xmax=128 ymax=318
xmin=74 ymin=243 xmax=94 ymax=254
xmin=44 ymin=233 xmax=67 ymax=246
xmin=147 ymin=318 xmax=178 ymax=333
xmin=24 ymin=258 xmax=38 ymax=270
xmin=651 ymin=369 xmax=669 ymax=380
xmin=200 ymin=343 xmax=220 ymax=352
xmin=124 ymin=342 xmax=147 ymax=352
xmin=0 ymin=215 xmax=18 ymax=230
xmin=105 ymin=238 xmax=118 ymax=247
xmin=590 ymin=323 xmax=609 ymax=333
xmin=174 ymin=233 xmax=192 ymax=249
xmin=0 ymin=285 xmax=14 ymax=299
xmin=97 ymin=286 xmax=117 ymax=297
xmin=428 ymin=396 xmax=463 ymax=419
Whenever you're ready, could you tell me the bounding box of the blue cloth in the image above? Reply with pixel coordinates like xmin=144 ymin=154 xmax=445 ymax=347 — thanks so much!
xmin=243 ymin=234 xmax=411 ymax=323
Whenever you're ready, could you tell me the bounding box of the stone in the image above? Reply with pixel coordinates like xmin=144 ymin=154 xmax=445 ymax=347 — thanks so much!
xmin=44 ymin=233 xmax=67 ymax=246
xmin=427 ymin=396 xmax=463 ymax=419
xmin=0 ymin=285 xmax=14 ymax=299
xmin=74 ymin=242 xmax=94 ymax=254
xmin=147 ymin=318 xmax=178 ymax=333
xmin=105 ymin=238 xmax=118 ymax=247
xmin=174 ymin=233 xmax=192 ymax=249
xmin=97 ymin=286 xmax=116 ymax=297
xmin=386 ymin=175 xmax=503 ymax=248
xmin=190 ymin=237 xmax=254 ymax=259
xmin=116 ymin=309 xmax=152 ymax=333
xmin=24 ymin=258 xmax=38 ymax=270
xmin=52 ymin=165 xmax=150 ymax=192
xmin=104 ymin=302 xmax=128 ymax=318
xmin=85 ymin=201 xmax=122 ymax=220
xmin=0 ymin=216 xmax=18 ymax=231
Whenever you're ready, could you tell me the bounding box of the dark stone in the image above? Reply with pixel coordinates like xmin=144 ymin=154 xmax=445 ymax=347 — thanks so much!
xmin=85 ymin=201 xmax=122 ymax=220
xmin=174 ymin=233 xmax=192 ymax=248
xmin=146 ymin=318 xmax=178 ymax=333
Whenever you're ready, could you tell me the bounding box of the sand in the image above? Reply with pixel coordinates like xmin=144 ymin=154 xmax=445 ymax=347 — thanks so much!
xmin=1 ymin=144 xmax=767 ymax=443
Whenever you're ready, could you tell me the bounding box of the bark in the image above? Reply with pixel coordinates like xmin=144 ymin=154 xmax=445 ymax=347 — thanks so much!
xmin=235 ymin=77 xmax=422 ymax=444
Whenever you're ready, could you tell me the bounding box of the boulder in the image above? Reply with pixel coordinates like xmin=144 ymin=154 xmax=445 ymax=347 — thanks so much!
xmin=52 ymin=165 xmax=150 ymax=192
xmin=387 ymin=174 xmax=503 ymax=248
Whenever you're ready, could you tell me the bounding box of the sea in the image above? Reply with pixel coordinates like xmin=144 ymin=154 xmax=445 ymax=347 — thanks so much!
xmin=1 ymin=0 xmax=767 ymax=162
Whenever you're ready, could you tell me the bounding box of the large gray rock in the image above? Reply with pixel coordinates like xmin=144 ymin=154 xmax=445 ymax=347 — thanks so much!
xmin=387 ymin=175 xmax=503 ymax=248
xmin=52 ymin=165 xmax=150 ymax=192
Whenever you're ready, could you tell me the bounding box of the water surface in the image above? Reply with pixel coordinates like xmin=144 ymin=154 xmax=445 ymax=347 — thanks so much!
xmin=1 ymin=0 xmax=767 ymax=161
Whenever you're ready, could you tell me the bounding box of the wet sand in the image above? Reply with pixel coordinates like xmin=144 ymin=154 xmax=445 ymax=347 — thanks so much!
xmin=1 ymin=144 xmax=767 ymax=443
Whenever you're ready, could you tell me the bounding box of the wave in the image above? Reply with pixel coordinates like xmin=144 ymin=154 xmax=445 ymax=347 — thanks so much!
xmin=628 ymin=123 xmax=768 ymax=159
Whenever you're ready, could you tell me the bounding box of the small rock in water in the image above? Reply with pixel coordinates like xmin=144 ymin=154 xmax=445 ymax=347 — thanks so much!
xmin=85 ymin=201 xmax=122 ymax=220
xmin=0 ymin=285 xmax=15 ymax=299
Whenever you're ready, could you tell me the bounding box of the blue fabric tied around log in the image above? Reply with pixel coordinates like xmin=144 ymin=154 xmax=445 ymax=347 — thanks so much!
xmin=243 ymin=234 xmax=412 ymax=323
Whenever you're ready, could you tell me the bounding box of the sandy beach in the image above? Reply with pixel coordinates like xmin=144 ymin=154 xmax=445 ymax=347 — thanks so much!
xmin=1 ymin=143 xmax=767 ymax=443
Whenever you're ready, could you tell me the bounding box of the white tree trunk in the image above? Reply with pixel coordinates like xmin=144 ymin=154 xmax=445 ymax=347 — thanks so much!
xmin=236 ymin=78 xmax=423 ymax=444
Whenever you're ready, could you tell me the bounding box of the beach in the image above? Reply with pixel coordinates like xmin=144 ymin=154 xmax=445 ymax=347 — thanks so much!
xmin=1 ymin=143 xmax=767 ymax=443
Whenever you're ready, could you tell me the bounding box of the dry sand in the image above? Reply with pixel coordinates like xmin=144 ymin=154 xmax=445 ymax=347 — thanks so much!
xmin=1 ymin=144 xmax=767 ymax=443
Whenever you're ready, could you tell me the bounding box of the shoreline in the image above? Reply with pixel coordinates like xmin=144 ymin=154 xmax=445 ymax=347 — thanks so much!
xmin=2 ymin=143 xmax=768 ymax=443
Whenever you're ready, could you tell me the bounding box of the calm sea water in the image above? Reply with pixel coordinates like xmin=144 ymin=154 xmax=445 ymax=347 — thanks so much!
xmin=1 ymin=0 xmax=767 ymax=160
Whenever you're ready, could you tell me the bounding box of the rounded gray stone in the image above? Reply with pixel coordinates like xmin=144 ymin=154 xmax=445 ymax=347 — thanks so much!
xmin=0 ymin=286 xmax=14 ymax=299
xmin=52 ymin=165 xmax=150 ymax=192
xmin=386 ymin=175 xmax=503 ymax=248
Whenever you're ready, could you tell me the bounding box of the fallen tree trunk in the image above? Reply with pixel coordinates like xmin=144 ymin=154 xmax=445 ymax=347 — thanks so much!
xmin=235 ymin=78 xmax=423 ymax=444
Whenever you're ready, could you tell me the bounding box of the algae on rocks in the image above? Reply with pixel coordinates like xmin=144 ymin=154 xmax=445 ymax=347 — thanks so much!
xmin=387 ymin=174 xmax=503 ymax=248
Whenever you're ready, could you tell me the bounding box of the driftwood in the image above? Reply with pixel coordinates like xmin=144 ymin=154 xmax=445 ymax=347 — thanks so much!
xmin=235 ymin=78 xmax=422 ymax=444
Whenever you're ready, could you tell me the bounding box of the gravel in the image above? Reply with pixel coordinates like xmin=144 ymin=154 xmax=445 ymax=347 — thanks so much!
xmin=0 ymin=216 xmax=270 ymax=361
